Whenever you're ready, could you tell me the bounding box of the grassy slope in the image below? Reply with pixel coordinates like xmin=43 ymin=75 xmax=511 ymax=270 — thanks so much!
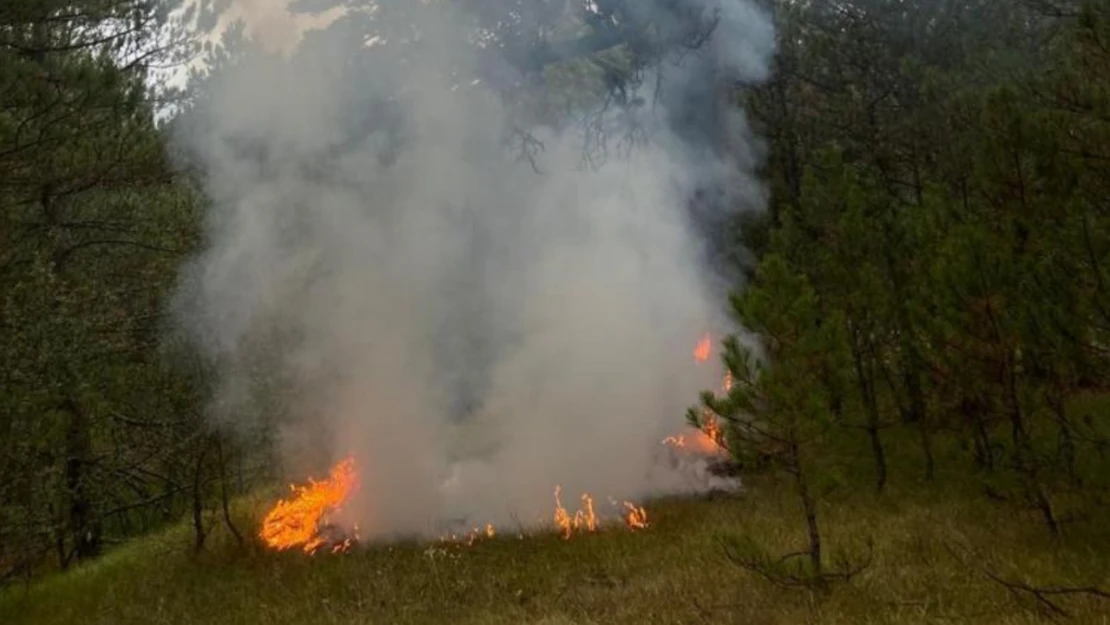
xmin=4 ymin=477 xmax=1109 ymax=625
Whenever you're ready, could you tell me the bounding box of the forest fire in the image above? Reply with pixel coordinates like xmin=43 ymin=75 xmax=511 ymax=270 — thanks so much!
xmin=257 ymin=333 xmax=732 ymax=554
xmin=553 ymin=485 xmax=599 ymax=539
xmin=552 ymin=486 xmax=648 ymax=538
xmin=435 ymin=487 xmax=646 ymax=546
xmin=261 ymin=463 xmax=652 ymax=553
xmin=259 ymin=457 xmax=359 ymax=554
xmin=663 ymin=333 xmax=730 ymax=454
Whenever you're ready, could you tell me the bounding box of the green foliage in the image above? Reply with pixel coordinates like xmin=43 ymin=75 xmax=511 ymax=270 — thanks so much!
xmin=4 ymin=0 xmax=1110 ymax=607
xmin=710 ymin=253 xmax=846 ymax=440
xmin=726 ymin=0 xmax=1110 ymax=548
xmin=0 ymin=0 xmax=252 ymax=580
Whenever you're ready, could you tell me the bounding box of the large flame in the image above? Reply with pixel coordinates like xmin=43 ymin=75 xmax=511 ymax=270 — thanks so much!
xmin=260 ymin=456 xmax=359 ymax=554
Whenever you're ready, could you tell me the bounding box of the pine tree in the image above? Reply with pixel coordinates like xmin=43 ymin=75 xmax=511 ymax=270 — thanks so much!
xmin=693 ymin=253 xmax=849 ymax=577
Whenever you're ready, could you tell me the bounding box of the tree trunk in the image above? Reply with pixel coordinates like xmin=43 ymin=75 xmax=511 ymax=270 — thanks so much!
xmin=54 ymin=532 xmax=67 ymax=571
xmin=853 ymin=338 xmax=888 ymax=492
xmin=905 ymin=363 xmax=935 ymax=481
xmin=1052 ymin=390 xmax=1078 ymax=485
xmin=918 ymin=415 xmax=936 ymax=481
xmin=62 ymin=399 xmax=101 ymax=562
xmin=823 ymin=362 xmax=845 ymax=422
xmin=964 ymin=394 xmax=995 ymax=471
xmin=1004 ymin=353 xmax=1059 ymax=536
xmin=217 ymin=437 xmax=244 ymax=547
xmin=791 ymin=441 xmax=822 ymax=577
xmin=191 ymin=440 xmax=209 ymax=554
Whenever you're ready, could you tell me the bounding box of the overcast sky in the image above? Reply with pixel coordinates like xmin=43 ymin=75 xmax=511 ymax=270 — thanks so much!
xmin=213 ymin=0 xmax=343 ymax=53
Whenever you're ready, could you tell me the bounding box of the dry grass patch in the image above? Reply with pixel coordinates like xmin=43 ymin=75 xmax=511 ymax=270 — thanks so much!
xmin=3 ymin=481 xmax=1107 ymax=625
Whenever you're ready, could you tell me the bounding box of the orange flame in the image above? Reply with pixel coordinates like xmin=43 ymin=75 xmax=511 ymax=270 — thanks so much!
xmin=693 ymin=333 xmax=712 ymax=363
xmin=553 ymin=485 xmax=573 ymax=539
xmin=662 ymin=333 xmax=732 ymax=454
xmin=702 ymin=413 xmax=725 ymax=449
xmin=443 ymin=522 xmax=498 ymax=547
xmin=264 ymin=465 xmax=653 ymax=552
xmin=260 ymin=457 xmax=358 ymax=554
xmin=553 ymin=486 xmax=602 ymax=539
xmin=699 ymin=363 xmax=731 ymax=450
xmin=666 ymin=424 xmax=724 ymax=454
xmin=578 ymin=493 xmax=598 ymax=532
xmin=623 ymin=502 xmax=648 ymax=529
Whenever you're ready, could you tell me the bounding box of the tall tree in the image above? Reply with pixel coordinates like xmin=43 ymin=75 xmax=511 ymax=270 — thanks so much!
xmin=0 ymin=0 xmax=210 ymax=574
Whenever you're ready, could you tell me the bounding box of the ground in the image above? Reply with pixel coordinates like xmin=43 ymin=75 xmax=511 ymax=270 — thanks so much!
xmin=3 ymin=478 xmax=1108 ymax=625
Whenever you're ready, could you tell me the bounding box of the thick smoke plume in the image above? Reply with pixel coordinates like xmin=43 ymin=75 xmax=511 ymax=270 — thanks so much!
xmin=174 ymin=0 xmax=774 ymax=539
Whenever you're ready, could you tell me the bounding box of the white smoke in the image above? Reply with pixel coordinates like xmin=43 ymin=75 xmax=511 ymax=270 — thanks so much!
xmin=173 ymin=0 xmax=774 ymax=539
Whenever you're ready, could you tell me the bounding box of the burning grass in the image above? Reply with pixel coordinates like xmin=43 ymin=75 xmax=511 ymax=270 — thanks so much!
xmin=7 ymin=337 xmax=1106 ymax=623
xmin=259 ymin=457 xmax=359 ymax=554
xmin=256 ymin=464 xmax=655 ymax=554
xmin=252 ymin=333 xmax=728 ymax=557
xmin=6 ymin=478 xmax=1110 ymax=625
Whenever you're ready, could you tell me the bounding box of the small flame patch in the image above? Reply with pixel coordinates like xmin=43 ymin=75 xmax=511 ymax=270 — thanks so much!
xmin=693 ymin=333 xmax=712 ymax=362
xmin=623 ymin=502 xmax=649 ymax=530
xmin=661 ymin=333 xmax=732 ymax=454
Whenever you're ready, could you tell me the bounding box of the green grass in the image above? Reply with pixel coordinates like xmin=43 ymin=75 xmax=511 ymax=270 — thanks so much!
xmin=4 ymin=480 xmax=1109 ymax=625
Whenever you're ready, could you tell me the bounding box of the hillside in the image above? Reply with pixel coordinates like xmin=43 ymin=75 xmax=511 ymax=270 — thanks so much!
xmin=5 ymin=481 xmax=1108 ymax=625
xmin=5 ymin=2 xmax=1110 ymax=623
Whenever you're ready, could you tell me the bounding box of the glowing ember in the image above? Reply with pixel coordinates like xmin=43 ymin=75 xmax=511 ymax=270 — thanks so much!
xmin=331 ymin=538 xmax=353 ymax=554
xmin=443 ymin=522 xmax=498 ymax=546
xmin=623 ymin=502 xmax=649 ymax=529
xmin=259 ymin=457 xmax=358 ymax=554
xmin=693 ymin=333 xmax=712 ymax=362
xmin=666 ymin=425 xmax=724 ymax=454
xmin=662 ymin=434 xmax=687 ymax=448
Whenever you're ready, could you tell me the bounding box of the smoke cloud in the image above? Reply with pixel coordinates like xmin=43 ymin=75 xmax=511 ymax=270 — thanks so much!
xmin=173 ymin=0 xmax=774 ymax=539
